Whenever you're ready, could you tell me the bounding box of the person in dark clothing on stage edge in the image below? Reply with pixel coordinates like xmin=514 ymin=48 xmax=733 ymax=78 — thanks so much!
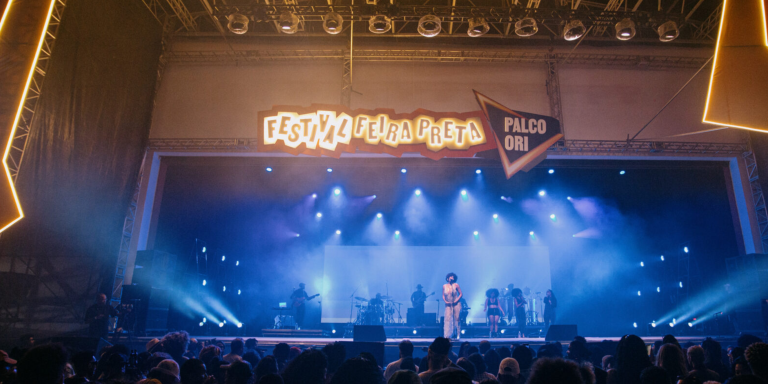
xmin=543 ymin=290 xmax=557 ymax=328
xmin=84 ymin=293 xmax=118 ymax=339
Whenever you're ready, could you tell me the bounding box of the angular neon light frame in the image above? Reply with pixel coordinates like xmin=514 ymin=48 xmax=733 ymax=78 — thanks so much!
xmin=702 ymin=0 xmax=768 ymax=132
xmin=0 ymin=0 xmax=59 ymax=233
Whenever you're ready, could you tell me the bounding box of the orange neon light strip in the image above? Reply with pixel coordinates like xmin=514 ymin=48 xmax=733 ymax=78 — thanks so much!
xmin=0 ymin=0 xmax=59 ymax=233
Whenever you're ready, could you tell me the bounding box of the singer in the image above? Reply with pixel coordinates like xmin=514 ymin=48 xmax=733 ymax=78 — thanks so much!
xmin=512 ymin=288 xmax=527 ymax=337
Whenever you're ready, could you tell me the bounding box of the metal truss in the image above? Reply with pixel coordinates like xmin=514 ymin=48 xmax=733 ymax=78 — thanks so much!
xmin=147 ymin=138 xmax=746 ymax=157
xmin=167 ymin=48 xmax=710 ymax=68
xmin=693 ymin=2 xmax=721 ymax=40
xmin=6 ymin=0 xmax=67 ymax=183
xmin=545 ymin=54 xmax=565 ymax=136
xmin=141 ymin=0 xmax=198 ymax=31
xmin=743 ymin=150 xmax=768 ymax=252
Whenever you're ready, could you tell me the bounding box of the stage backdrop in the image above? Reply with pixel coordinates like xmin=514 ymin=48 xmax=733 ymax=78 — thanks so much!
xmin=321 ymin=245 xmax=551 ymax=324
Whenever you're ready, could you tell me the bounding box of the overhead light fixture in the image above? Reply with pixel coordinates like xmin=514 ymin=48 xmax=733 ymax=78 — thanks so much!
xmin=369 ymin=15 xmax=392 ymax=34
xmin=227 ymin=14 xmax=249 ymax=34
xmin=278 ymin=11 xmax=300 ymax=34
xmin=323 ymin=12 xmax=343 ymax=34
xmin=657 ymin=20 xmax=679 ymax=42
xmin=467 ymin=18 xmax=489 ymax=37
xmin=418 ymin=14 xmax=442 ymax=37
xmin=515 ymin=17 xmax=538 ymax=37
xmin=563 ymin=19 xmax=586 ymax=41
xmin=615 ymin=18 xmax=636 ymax=40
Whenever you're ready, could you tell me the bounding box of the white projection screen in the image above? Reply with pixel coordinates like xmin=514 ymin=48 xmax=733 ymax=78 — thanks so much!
xmin=321 ymin=246 xmax=552 ymax=324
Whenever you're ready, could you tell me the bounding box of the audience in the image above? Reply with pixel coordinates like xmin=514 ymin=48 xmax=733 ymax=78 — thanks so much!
xmin=615 ymin=335 xmax=652 ymax=384
xmin=512 ymin=345 xmax=534 ymax=383
xmin=639 ymin=366 xmax=671 ymax=384
xmin=255 ymin=355 xmax=279 ymax=382
xmin=418 ymin=337 xmax=451 ymax=384
xmin=281 ymin=349 xmax=327 ymax=384
xmin=330 ymin=357 xmax=383 ymax=384
xmin=388 ymin=370 xmax=421 ymax=384
xmin=223 ymin=339 xmax=245 ymax=364
xmin=687 ymin=346 xmax=720 ymax=383
xmin=16 ymin=344 xmax=69 ymax=384
xmin=469 ymin=353 xmax=497 ymax=382
xmin=744 ymin=342 xmax=768 ymax=382
xmin=656 ymin=343 xmax=688 ymax=381
xmin=321 ymin=342 xmax=346 ymax=382
xmin=484 ymin=350 xmax=502 ymax=377
xmin=527 ymin=358 xmax=584 ymax=384
xmin=456 ymin=357 xmax=477 ymax=380
xmin=386 ymin=340 xmax=418 ymax=381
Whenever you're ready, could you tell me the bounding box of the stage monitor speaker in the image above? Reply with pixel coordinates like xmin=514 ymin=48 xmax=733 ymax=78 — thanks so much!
xmin=353 ymin=325 xmax=386 ymax=342
xmin=133 ymin=250 xmax=177 ymax=290
xmin=49 ymin=337 xmax=111 ymax=354
xmin=545 ymin=325 xmax=578 ymax=341
xmin=339 ymin=341 xmax=385 ymax=367
xmin=121 ymin=284 xmax=170 ymax=335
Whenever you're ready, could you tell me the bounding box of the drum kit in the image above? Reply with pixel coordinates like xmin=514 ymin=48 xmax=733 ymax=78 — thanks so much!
xmin=501 ymin=286 xmax=543 ymax=326
xmin=352 ymin=296 xmax=403 ymax=325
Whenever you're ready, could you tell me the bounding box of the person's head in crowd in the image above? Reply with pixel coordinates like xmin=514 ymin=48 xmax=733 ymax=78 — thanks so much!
xmin=198 ymin=346 xmax=220 ymax=365
xmin=158 ymin=359 xmax=181 ymax=378
xmin=100 ymin=351 xmax=130 ymax=381
xmin=161 ymin=331 xmax=191 ymax=362
xmin=602 ymin=355 xmax=615 ymax=371
xmin=400 ymin=357 xmax=417 ymax=372
xmin=64 ymin=363 xmax=75 ymax=379
xmin=737 ymin=335 xmax=763 ymax=350
xmin=578 ymin=363 xmax=596 ymax=384
xmin=18 ymin=334 xmax=35 ymax=349
xmin=616 ymin=335 xmax=651 ymax=384
xmin=678 ymin=373 xmax=704 ymax=384
xmin=652 ymin=341 xmax=664 ymax=357
xmin=568 ymin=340 xmax=592 ymax=363
xmin=480 ymin=341 xmax=492 ymax=355
xmin=180 ymin=359 xmax=207 ymax=384
xmin=729 ymin=347 xmax=745 ymax=364
xmin=427 ymin=338 xmax=452 ymax=372
xmin=281 ymin=349 xmax=327 ymax=384
xmin=497 ymin=374 xmax=518 ymax=384
xmin=467 ymin=346 xmax=480 ymax=356
xmin=273 ymin=343 xmax=291 ymax=364
xmin=687 ymin=346 xmax=708 ymax=370
xmin=258 ymin=373 xmax=284 ymax=384
xmin=387 ymin=369 xmax=420 ymax=384
xmin=431 ymin=367 xmax=473 ymax=384
xmin=458 ymin=342 xmax=471 ymax=359
xmin=527 ymin=358 xmax=583 ymax=384
xmin=245 ymin=339 xmax=258 ymax=351
xmin=321 ymin=342 xmax=346 ymax=377
xmin=70 ymin=351 xmax=96 ymax=380
xmin=149 ymin=352 xmax=175 ymax=370
xmin=148 ymin=360 xmax=181 ymax=384
xmin=229 ymin=339 xmax=245 ymax=356
xmin=399 ymin=340 xmax=415 ymax=358
xmin=511 ymin=345 xmax=534 ymax=371
xmin=468 ymin=353 xmax=488 ymax=375
xmin=499 ymin=357 xmax=520 ymax=378
xmin=145 ymin=338 xmax=161 ymax=353
xmin=329 ymin=357 xmax=383 ymax=384
xmin=745 ymin=342 xmax=768 ymax=381
xmin=359 ymin=352 xmax=379 ymax=367
xmin=700 ymin=338 xmax=724 ymax=368
xmin=661 ymin=335 xmax=682 ymax=353
xmin=724 ymin=374 xmax=767 ymax=384
xmin=255 ymin=356 xmax=279 ymax=381
xmin=537 ymin=344 xmax=558 ymax=359
xmin=288 ymin=347 xmax=302 ymax=362
xmin=656 ymin=343 xmax=687 ymax=379
xmin=497 ymin=347 xmax=512 ymax=360
xmin=639 ymin=366 xmax=671 ymax=384
xmin=456 ymin=357 xmax=476 ymax=377
xmin=223 ymin=360 xmax=252 ymax=384
xmin=243 ymin=351 xmax=260 ymax=367
xmin=732 ymin=356 xmax=751 ymax=376
xmin=484 ymin=350 xmax=502 ymax=376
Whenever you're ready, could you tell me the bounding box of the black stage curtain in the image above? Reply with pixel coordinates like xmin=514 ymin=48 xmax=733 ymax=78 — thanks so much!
xmin=0 ymin=0 xmax=161 ymax=335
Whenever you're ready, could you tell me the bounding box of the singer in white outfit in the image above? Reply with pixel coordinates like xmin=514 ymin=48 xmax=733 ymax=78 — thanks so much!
xmin=443 ymin=272 xmax=463 ymax=339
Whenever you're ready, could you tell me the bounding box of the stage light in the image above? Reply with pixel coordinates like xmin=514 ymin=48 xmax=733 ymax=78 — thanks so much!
xmin=493 ymin=213 xmax=498 ymax=219
xmin=203 ymin=317 xmax=207 ymax=323
xmin=223 ymin=286 xmax=226 ymax=292
xmin=296 ymin=234 xmax=301 ymax=237
xmin=415 ymin=189 xmax=422 ymax=196
xmin=223 ymin=320 xmax=227 ymax=324
xmin=237 ymin=322 xmax=243 ymax=328
xmin=278 ymin=11 xmax=300 ymax=34
xmin=567 ymin=196 xmax=572 ymax=200
xmin=332 ymin=329 xmax=336 ymax=334
xmin=336 ymin=230 xmax=341 ymax=235
xmin=640 ymin=262 xmax=644 ymax=267
xmin=334 ymin=188 xmax=341 ymax=196
xmin=620 ymin=170 xmax=626 ymax=175
xmin=227 ymin=13 xmax=249 ymax=34
xmin=401 ymin=168 xmax=407 ymax=173
xmin=203 ymin=280 xmax=207 ymax=286
xmin=657 ymin=20 xmax=679 ymax=42
xmin=461 ymin=329 xmax=466 ymax=334
xmin=679 ymin=281 xmax=683 ymax=288
xmin=652 ymin=321 xmax=657 ymax=327
xmin=222 ymin=255 xmax=226 ymax=261
xmin=236 ymin=260 xmax=239 ymax=266
xmin=238 ymin=289 xmax=241 ymax=295
xmin=550 ymin=214 xmax=556 ymax=221
xmin=376 ymin=213 xmax=382 ymax=219
xmin=202 ymin=247 xmax=206 ymax=253
xmin=395 ymin=230 xmax=400 ymax=235
xmin=475 ymin=169 xmax=482 ymax=174
xmin=515 ymin=17 xmax=538 ymax=37
xmin=316 ymin=212 xmax=323 ymax=218
xmin=615 ymin=18 xmax=636 ymax=40
xmin=323 ymin=11 xmax=343 ymax=34
xmin=372 ymin=195 xmax=377 ymax=199
xmin=548 ymin=169 xmax=555 ymax=174
xmin=467 ymin=17 xmax=489 ymax=37
xmin=661 ymin=255 xmax=665 ymax=261
xmin=219 ymin=322 xmax=224 ymax=327
xmin=637 ymin=291 xmax=642 ymax=296
xmin=529 ymin=231 xmax=534 ymax=236
xmin=412 ymin=329 xmax=417 ymax=334
xmin=501 ymin=329 xmax=506 ymax=334
xmin=312 ymin=193 xmax=317 ymax=198
xmin=657 ymin=287 xmax=660 ymax=292
xmin=369 ymin=15 xmax=392 ymax=34
xmin=563 ymin=19 xmax=586 ymax=41
xmin=473 ymin=230 xmax=479 ymax=236
xmin=684 ymin=246 xmax=689 ymax=253
xmin=633 ymin=322 xmax=637 ymax=328
xmin=199 ymin=322 xmax=204 ymax=327
xmin=669 ymin=322 xmax=675 ymax=327
xmin=538 ymin=190 xmax=546 ymax=196
xmin=673 ymin=318 xmax=676 ymax=324
xmin=688 ymin=322 xmax=693 ymax=327
xmin=327 ymin=168 xmax=333 ymax=173
xmin=266 ymin=167 xmax=273 ymax=172
xmin=418 ymin=15 xmax=442 ymax=37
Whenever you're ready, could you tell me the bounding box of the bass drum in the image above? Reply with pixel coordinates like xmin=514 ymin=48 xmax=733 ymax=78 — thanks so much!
xmin=364 ymin=304 xmax=384 ymax=325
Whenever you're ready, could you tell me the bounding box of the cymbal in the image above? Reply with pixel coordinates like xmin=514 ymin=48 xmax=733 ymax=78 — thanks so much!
xmin=355 ymin=297 xmax=368 ymax=302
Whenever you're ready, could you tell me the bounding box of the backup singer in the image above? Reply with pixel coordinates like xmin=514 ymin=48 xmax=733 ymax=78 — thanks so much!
xmin=484 ymin=288 xmax=505 ymax=337
xmin=512 ymin=288 xmax=527 ymax=337
xmin=443 ymin=273 xmax=463 ymax=339
xmin=543 ymin=289 xmax=557 ymax=327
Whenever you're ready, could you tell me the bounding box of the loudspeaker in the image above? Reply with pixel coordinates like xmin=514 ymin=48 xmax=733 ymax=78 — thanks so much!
xmin=133 ymin=250 xmax=177 ymax=290
xmin=339 ymin=341 xmax=385 ymax=367
xmin=122 ymin=285 xmax=170 ymax=335
xmin=353 ymin=325 xmax=386 ymax=342
xmin=545 ymin=324 xmax=578 ymax=341
xmin=49 ymin=337 xmax=111 ymax=354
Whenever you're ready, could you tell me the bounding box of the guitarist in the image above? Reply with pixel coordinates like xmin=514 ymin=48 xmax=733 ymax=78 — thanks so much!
xmin=410 ymin=284 xmax=431 ymax=325
xmin=290 ymin=283 xmax=318 ymax=329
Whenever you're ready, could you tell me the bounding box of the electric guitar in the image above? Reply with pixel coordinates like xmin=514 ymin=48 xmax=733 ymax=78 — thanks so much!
xmin=292 ymin=294 xmax=319 ymax=308
xmin=411 ymin=292 xmax=435 ymax=307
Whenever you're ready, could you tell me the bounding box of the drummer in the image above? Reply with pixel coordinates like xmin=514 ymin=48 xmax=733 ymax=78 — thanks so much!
xmin=370 ymin=293 xmax=384 ymax=307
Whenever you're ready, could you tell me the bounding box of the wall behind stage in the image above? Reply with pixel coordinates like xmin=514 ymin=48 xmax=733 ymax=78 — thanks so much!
xmin=150 ymin=43 xmax=743 ymax=144
xmin=321 ymin=245 xmax=552 ymax=324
